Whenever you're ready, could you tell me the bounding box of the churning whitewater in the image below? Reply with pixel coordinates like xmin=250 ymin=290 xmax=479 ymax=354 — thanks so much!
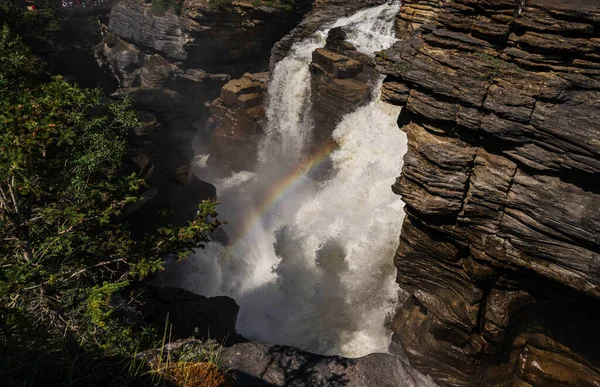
xmin=160 ymin=2 xmax=407 ymax=357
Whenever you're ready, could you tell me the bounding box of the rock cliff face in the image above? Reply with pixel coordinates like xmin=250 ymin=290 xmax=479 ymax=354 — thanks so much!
xmin=95 ymin=0 xmax=308 ymax=218
xmin=104 ymin=0 xmax=307 ymax=76
xmin=104 ymin=0 xmax=600 ymax=384
xmin=309 ymin=27 xmax=378 ymax=150
xmin=379 ymin=0 xmax=600 ymax=385
xmin=203 ymin=1 xmax=390 ymax=176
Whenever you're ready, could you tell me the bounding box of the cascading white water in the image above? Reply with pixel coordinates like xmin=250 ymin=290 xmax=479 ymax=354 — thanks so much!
xmin=159 ymin=2 xmax=407 ymax=357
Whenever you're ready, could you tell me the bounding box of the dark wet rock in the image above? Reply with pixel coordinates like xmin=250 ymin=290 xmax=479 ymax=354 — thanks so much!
xmin=125 ymin=110 xmax=217 ymax=230
xmin=379 ymin=0 xmax=600 ymax=385
xmin=222 ymin=341 xmax=437 ymax=387
xmin=141 ymin=286 xmax=243 ymax=345
xmin=132 ymin=337 xmax=434 ymax=386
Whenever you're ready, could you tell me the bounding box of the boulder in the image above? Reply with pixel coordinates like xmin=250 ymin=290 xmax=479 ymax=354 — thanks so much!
xmin=95 ymin=34 xmax=144 ymax=87
xmin=222 ymin=341 xmax=437 ymax=387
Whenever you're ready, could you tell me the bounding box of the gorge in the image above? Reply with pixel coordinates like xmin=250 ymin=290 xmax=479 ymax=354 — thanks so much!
xmin=93 ymin=0 xmax=600 ymax=385
xmin=159 ymin=1 xmax=406 ymax=359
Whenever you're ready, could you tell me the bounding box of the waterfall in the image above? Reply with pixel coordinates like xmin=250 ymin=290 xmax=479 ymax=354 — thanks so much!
xmin=159 ymin=1 xmax=407 ymax=357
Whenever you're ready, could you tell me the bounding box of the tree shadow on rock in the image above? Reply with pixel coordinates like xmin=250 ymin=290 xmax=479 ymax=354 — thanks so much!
xmin=265 ymin=345 xmax=354 ymax=387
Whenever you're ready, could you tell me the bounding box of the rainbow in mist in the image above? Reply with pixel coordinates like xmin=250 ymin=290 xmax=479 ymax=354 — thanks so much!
xmin=233 ymin=142 xmax=339 ymax=243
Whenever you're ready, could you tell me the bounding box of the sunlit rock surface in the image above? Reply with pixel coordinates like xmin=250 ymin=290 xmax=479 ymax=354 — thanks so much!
xmin=223 ymin=341 xmax=437 ymax=387
xmin=309 ymin=27 xmax=376 ymax=149
xmin=380 ymin=0 xmax=600 ymax=385
xmin=205 ymin=72 xmax=270 ymax=176
xmin=104 ymin=0 xmax=308 ymax=75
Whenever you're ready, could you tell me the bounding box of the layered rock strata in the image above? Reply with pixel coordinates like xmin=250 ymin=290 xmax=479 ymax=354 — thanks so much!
xmin=204 ymin=72 xmax=270 ymax=176
xmin=270 ymin=0 xmax=390 ymax=67
xmin=379 ymin=0 xmax=600 ymax=385
xmin=104 ymin=0 xmax=307 ymax=75
xmin=309 ymin=27 xmax=378 ymax=150
xmin=395 ymin=0 xmax=448 ymax=40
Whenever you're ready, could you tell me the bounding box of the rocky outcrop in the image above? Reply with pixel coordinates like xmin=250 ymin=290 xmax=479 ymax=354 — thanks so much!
xmin=134 ymin=287 xmax=435 ymax=386
xmin=379 ymin=0 xmax=600 ymax=385
xmin=395 ymin=0 xmax=447 ymax=40
xmin=270 ymin=0 xmax=390 ymax=67
xmin=95 ymin=0 xmax=310 ymax=217
xmin=134 ymin=337 xmax=434 ymax=386
xmin=208 ymin=340 xmax=438 ymax=386
xmin=309 ymin=27 xmax=378 ymax=149
xmin=106 ymin=0 xmax=307 ymax=75
xmin=204 ymin=72 xmax=269 ymax=176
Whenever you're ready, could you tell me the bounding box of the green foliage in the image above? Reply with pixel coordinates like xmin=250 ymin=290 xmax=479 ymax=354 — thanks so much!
xmin=208 ymin=0 xmax=296 ymax=12
xmin=151 ymin=0 xmax=182 ymax=16
xmin=0 ymin=26 xmax=29 ymax=88
xmin=207 ymin=0 xmax=233 ymax=11
xmin=123 ymin=327 xmax=233 ymax=387
xmin=87 ymin=281 xmax=129 ymax=327
xmin=393 ymin=61 xmax=412 ymax=75
xmin=252 ymin=0 xmax=296 ymax=12
xmin=0 ymin=27 xmax=221 ymax=384
xmin=0 ymin=0 xmax=106 ymax=89
xmin=475 ymin=52 xmax=525 ymax=76
xmin=0 ymin=0 xmax=63 ymax=52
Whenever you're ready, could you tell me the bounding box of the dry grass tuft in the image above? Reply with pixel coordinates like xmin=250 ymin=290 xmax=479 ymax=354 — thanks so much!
xmin=165 ymin=361 xmax=235 ymax=387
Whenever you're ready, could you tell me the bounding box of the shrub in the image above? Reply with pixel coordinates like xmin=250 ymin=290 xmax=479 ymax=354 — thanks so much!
xmin=151 ymin=0 xmax=183 ymax=16
xmin=0 ymin=26 xmax=221 ymax=384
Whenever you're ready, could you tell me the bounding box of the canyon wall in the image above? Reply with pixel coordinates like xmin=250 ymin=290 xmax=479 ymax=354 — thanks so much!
xmin=380 ymin=0 xmax=600 ymax=385
xmin=95 ymin=0 xmax=308 ymax=219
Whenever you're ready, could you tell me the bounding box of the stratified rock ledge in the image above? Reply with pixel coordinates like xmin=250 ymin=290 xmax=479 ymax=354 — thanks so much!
xmin=380 ymin=0 xmax=600 ymax=386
